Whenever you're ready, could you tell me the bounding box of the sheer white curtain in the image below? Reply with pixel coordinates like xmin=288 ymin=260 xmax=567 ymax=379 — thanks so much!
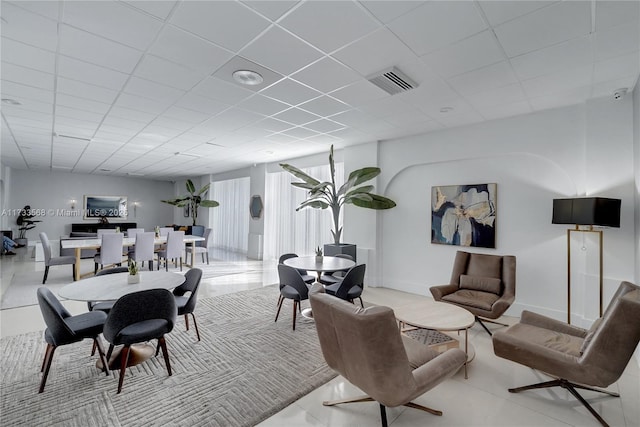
xmin=264 ymin=163 xmax=344 ymax=261
xmin=209 ymin=177 xmax=250 ymax=253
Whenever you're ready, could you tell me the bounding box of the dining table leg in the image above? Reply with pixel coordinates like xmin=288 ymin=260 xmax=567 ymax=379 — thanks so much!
xmin=74 ymin=248 xmax=81 ymax=281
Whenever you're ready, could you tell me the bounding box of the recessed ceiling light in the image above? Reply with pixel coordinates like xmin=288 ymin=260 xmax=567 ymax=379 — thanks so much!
xmin=232 ymin=69 xmax=263 ymax=86
xmin=2 ymin=98 xmax=21 ymax=105
xmin=439 ymin=106 xmax=454 ymax=113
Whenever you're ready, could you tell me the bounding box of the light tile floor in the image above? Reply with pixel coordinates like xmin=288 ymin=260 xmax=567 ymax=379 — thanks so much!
xmin=1 ymin=246 xmax=638 ymax=426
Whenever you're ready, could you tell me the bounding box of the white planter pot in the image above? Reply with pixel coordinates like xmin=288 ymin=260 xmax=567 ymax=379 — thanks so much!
xmin=127 ymin=274 xmax=140 ymax=284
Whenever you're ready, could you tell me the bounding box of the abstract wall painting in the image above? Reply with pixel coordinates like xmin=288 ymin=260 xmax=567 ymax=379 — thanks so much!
xmin=431 ymin=183 xmax=497 ymax=248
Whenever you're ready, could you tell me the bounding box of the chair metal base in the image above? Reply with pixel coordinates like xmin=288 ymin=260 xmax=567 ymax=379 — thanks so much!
xmin=475 ymin=316 xmax=509 ymax=336
xmin=509 ymin=378 xmax=619 ymax=427
xmin=323 ymin=394 xmax=442 ymax=427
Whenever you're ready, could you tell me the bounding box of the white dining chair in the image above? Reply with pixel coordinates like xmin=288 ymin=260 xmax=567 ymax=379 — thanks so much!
xmin=186 ymin=228 xmax=211 ymax=265
xmin=126 ymin=228 xmax=144 ymax=237
xmin=129 ymin=232 xmax=155 ymax=271
xmin=157 ymin=231 xmax=184 ymax=271
xmin=159 ymin=227 xmax=173 ymax=237
xmin=97 ymin=229 xmax=116 ymax=237
xmin=94 ymin=233 xmax=124 ymax=274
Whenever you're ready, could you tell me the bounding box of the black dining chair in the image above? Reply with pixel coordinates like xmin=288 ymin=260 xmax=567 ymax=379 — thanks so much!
xmin=103 ymin=288 xmax=177 ymax=393
xmin=278 ymin=253 xmax=315 ymax=284
xmin=275 ymin=264 xmax=310 ymax=331
xmin=319 ymin=254 xmax=354 ymax=285
xmin=86 ymin=266 xmax=129 ymax=314
xmin=325 ymin=263 xmax=366 ymax=307
xmin=37 ymin=287 xmax=109 ymax=393
xmin=173 ymin=268 xmax=203 ymax=341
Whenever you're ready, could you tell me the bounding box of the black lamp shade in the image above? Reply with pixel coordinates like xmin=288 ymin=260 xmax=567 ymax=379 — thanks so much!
xmin=552 ymin=197 xmax=621 ymax=228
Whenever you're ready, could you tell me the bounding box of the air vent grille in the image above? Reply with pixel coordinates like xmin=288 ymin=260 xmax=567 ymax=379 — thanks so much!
xmin=367 ymin=67 xmax=417 ymax=95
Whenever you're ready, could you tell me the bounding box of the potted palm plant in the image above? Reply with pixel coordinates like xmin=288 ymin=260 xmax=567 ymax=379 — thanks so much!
xmin=161 ymin=179 xmax=220 ymax=226
xmin=280 ymin=145 xmax=396 ymax=260
xmin=16 ymin=205 xmax=40 ymax=246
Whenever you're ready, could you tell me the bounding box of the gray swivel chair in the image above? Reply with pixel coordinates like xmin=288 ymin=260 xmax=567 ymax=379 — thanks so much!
xmin=103 ymin=288 xmax=177 ymax=394
xmin=493 ymin=281 xmax=640 ymax=427
xmin=310 ymin=284 xmax=466 ymax=427
xmin=319 ymin=253 xmax=354 ymax=285
xmin=173 ymin=268 xmax=203 ymax=341
xmin=278 ymin=253 xmax=315 ymax=284
xmin=40 ymin=232 xmax=76 ymax=284
xmin=275 ymin=264 xmax=310 ymax=331
xmin=324 ymin=263 xmax=366 ymax=307
xmin=185 ymin=228 xmax=211 ymax=265
xmin=37 ymin=287 xmax=109 ymax=393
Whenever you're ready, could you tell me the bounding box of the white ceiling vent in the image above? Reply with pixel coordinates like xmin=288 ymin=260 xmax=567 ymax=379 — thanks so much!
xmin=367 ymin=67 xmax=417 ymax=95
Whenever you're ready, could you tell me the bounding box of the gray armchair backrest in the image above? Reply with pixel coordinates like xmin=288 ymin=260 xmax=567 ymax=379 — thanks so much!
xmin=449 ymin=250 xmax=516 ymax=298
xmin=173 ymin=268 xmax=203 ymax=314
xmin=310 ymin=289 xmax=416 ymax=407
xmin=103 ymin=289 xmax=177 ymax=344
xmin=198 ymin=228 xmax=212 ymax=248
xmin=278 ymin=264 xmax=309 ymax=299
xmin=580 ymin=282 xmax=640 ymax=385
xmin=39 ymin=232 xmax=52 ymax=264
xmin=37 ymin=287 xmax=75 ymax=346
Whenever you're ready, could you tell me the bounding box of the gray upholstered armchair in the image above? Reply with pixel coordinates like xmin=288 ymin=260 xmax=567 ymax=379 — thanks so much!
xmin=430 ymin=250 xmax=516 ymax=335
xmin=310 ymin=284 xmax=466 ymax=427
xmin=492 ymin=281 xmax=640 ymax=427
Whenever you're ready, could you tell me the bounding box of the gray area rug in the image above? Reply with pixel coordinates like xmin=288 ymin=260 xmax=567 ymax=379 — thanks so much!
xmin=0 ymin=286 xmax=336 ymax=426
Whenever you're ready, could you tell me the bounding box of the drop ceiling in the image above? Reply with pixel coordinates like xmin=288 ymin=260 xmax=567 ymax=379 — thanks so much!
xmin=1 ymin=0 xmax=638 ymax=180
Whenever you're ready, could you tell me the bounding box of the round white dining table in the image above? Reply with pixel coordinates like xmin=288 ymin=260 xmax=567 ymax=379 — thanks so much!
xmin=58 ymin=270 xmax=185 ymax=302
xmin=283 ymin=255 xmax=355 ymax=280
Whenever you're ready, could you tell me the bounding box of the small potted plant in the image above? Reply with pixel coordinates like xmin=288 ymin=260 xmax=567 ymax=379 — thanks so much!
xmin=128 ymin=261 xmax=140 ymax=284
xmin=315 ymin=246 xmax=323 ymax=263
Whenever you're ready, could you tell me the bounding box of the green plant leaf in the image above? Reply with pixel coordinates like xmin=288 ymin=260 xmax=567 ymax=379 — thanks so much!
xmin=197 ymin=183 xmax=211 ymax=196
xmin=329 ymin=145 xmax=335 ymax=186
xmin=346 ymin=185 xmax=374 ymax=196
xmin=345 ymin=193 xmax=373 ymax=203
xmin=199 ymin=200 xmax=219 ymax=207
xmin=351 ymin=193 xmax=396 ymax=209
xmin=186 ymin=179 xmax=196 ymax=194
xmin=297 ymin=199 xmax=329 ymax=210
xmin=291 ymin=182 xmax=316 ymax=190
xmin=348 ymin=167 xmax=381 ymax=186
xmin=337 ymin=175 xmax=358 ymax=196
xmin=280 ymin=163 xmax=320 ymax=186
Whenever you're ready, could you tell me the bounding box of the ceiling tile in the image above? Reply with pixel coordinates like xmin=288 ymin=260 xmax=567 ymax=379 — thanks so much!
xmin=1 ymin=38 xmax=56 ymax=73
xmin=521 ymin=65 xmax=593 ymax=97
xmin=421 ymin=30 xmax=505 ymax=78
xmin=160 ymin=106 xmax=210 ymax=125
xmin=134 ymin=54 xmax=207 ymax=91
xmin=241 ymin=1 xmax=298 ymax=22
xmin=360 ymin=1 xmax=427 ymax=24
xmin=273 ymin=107 xmax=320 ymax=126
xmin=329 ymin=80 xmax=388 ymax=107
xmin=56 ymin=104 xmax=106 ymax=122
xmin=1 ymin=62 xmax=54 ymax=90
xmin=303 ymin=119 xmax=345 ymax=133
xmin=447 ymin=61 xmax=519 ymax=96
xmin=123 ymin=0 xmax=178 ymax=20
xmin=494 ymin=1 xmax=591 ymax=57
xmin=1 ymin=3 xmax=59 ymax=51
xmin=280 ymin=1 xmax=379 ymax=53
xmin=175 ymin=93 xmax=230 ymax=116
xmin=2 ymin=81 xmax=54 ymax=104
xmin=240 ymin=26 xmax=323 ymax=75
xmin=251 ymin=117 xmax=295 ymax=133
xmin=298 ymin=95 xmax=350 ymax=117
xmin=478 ymin=1 xmax=557 ymax=26
xmin=59 ymin=25 xmax=143 ymax=74
xmin=170 ymin=1 xmax=271 ymax=52
xmin=591 ymin=75 xmax=638 ymax=98
xmin=149 ymin=26 xmax=234 ymax=74
xmin=510 ymin=36 xmax=593 ymax=81
xmin=332 ymin=28 xmax=418 ymax=77
xmin=236 ymin=94 xmax=290 ymax=116
xmin=57 ymin=56 xmax=129 ymax=91
xmin=191 ymin=76 xmax=255 ymax=104
xmin=593 ymin=21 xmax=640 ymax=61
xmin=465 ymin=83 xmax=527 ymax=108
xmin=114 ymin=92 xmax=170 ymax=115
xmin=108 ymin=106 xmax=157 ymax=123
xmin=388 ymin=1 xmax=487 ymax=56
xmin=280 ymin=126 xmax=320 ymax=139
xmin=593 ymin=52 xmax=640 ymax=83
xmin=62 ymin=0 xmax=163 ymax=51
xmin=529 ymin=86 xmax=591 ymax=111
xmin=595 ymin=0 xmax=640 ymax=31
xmin=124 ymin=76 xmax=186 ymax=103
xmin=260 ymin=78 xmax=322 ymax=106
xmin=57 ymin=77 xmax=119 ymax=104
xmin=290 ymin=57 xmax=360 ymax=94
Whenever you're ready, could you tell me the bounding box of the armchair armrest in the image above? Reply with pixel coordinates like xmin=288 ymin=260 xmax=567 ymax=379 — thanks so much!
xmin=429 ymin=284 xmax=459 ymax=301
xmin=411 ymin=348 xmax=466 ymax=391
xmin=520 ymin=310 xmax=588 ymax=338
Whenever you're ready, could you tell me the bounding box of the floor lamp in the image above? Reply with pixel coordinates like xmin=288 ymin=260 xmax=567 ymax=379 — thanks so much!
xmin=552 ymin=197 xmax=621 ymax=324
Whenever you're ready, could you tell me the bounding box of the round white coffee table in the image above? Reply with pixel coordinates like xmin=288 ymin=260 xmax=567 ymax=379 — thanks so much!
xmin=393 ymin=300 xmax=475 ymax=378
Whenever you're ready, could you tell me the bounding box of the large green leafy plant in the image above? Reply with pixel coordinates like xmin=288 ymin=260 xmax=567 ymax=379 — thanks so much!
xmin=280 ymin=145 xmax=396 ymax=244
xmin=161 ymin=179 xmax=219 ymax=226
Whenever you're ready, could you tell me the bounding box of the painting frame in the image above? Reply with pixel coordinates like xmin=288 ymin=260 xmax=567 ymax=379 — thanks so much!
xmin=431 ymin=183 xmax=497 ymax=248
xmin=83 ymin=195 xmax=128 ymax=220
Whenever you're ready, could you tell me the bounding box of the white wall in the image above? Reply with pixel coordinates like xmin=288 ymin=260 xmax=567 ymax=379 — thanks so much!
xmin=634 ymin=83 xmax=640 ymax=285
xmin=365 ymin=98 xmax=635 ymax=328
xmin=8 ymin=169 xmax=174 ymax=239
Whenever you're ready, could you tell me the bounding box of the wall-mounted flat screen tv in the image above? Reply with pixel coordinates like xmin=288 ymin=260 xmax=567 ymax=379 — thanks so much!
xmin=83 ymin=196 xmax=128 ymax=219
